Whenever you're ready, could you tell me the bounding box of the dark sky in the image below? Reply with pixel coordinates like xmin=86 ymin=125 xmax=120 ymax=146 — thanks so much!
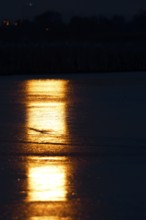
xmin=1 ymin=0 xmax=146 ymax=20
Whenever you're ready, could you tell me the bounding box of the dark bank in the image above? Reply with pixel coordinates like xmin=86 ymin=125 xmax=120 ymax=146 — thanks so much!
xmin=0 ymin=9 xmax=146 ymax=75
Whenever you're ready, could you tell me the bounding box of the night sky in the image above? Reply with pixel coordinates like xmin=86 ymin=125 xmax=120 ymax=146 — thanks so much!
xmin=1 ymin=0 xmax=146 ymax=20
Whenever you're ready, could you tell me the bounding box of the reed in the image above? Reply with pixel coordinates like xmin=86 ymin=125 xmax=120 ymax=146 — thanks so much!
xmin=0 ymin=42 xmax=145 ymax=74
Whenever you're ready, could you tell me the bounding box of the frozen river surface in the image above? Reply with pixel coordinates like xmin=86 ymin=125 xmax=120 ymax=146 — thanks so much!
xmin=0 ymin=72 xmax=146 ymax=219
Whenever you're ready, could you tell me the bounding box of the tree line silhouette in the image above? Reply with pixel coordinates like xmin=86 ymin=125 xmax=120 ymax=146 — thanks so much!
xmin=1 ymin=9 xmax=146 ymax=42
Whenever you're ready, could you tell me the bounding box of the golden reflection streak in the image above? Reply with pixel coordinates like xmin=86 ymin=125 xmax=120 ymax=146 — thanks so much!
xmin=25 ymin=79 xmax=68 ymax=144
xmin=25 ymin=80 xmax=69 ymax=202
xmin=27 ymin=157 xmax=67 ymax=202
xmin=26 ymin=79 xmax=66 ymax=98
xmin=29 ymin=217 xmax=71 ymax=220
xmin=28 ymin=217 xmax=56 ymax=220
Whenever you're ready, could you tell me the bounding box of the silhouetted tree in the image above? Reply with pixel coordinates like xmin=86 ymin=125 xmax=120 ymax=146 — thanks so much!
xmin=111 ymin=15 xmax=126 ymax=32
xmin=34 ymin=10 xmax=63 ymax=31
xmin=131 ymin=9 xmax=146 ymax=31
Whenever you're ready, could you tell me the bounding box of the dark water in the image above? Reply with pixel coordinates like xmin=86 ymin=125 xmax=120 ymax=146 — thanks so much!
xmin=0 ymin=73 xmax=146 ymax=219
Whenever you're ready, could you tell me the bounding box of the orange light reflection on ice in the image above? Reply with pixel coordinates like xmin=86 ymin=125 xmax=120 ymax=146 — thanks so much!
xmin=27 ymin=157 xmax=67 ymax=202
xmin=25 ymin=79 xmax=68 ymax=144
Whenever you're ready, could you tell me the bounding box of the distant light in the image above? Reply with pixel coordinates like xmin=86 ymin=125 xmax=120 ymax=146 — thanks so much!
xmin=2 ymin=19 xmax=10 ymax=27
xmin=13 ymin=21 xmax=19 ymax=26
xmin=27 ymin=2 xmax=33 ymax=7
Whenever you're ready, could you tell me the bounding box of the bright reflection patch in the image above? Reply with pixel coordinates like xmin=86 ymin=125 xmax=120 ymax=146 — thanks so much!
xmin=26 ymin=80 xmax=66 ymax=98
xmin=25 ymin=80 xmax=68 ymax=144
xmin=29 ymin=217 xmax=71 ymax=220
xmin=29 ymin=216 xmax=71 ymax=220
xmin=28 ymin=217 xmax=56 ymax=220
xmin=27 ymin=157 xmax=67 ymax=202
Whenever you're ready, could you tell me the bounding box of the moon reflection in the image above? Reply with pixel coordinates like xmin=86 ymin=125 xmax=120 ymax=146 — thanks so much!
xmin=25 ymin=79 xmax=68 ymax=144
xmin=27 ymin=157 xmax=67 ymax=202
xmin=28 ymin=216 xmax=70 ymax=220
xmin=24 ymin=80 xmax=69 ymax=202
xmin=29 ymin=217 xmax=60 ymax=220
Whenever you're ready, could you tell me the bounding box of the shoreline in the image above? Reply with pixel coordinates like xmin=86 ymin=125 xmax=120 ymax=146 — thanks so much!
xmin=0 ymin=42 xmax=146 ymax=75
xmin=1 ymin=72 xmax=146 ymax=82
